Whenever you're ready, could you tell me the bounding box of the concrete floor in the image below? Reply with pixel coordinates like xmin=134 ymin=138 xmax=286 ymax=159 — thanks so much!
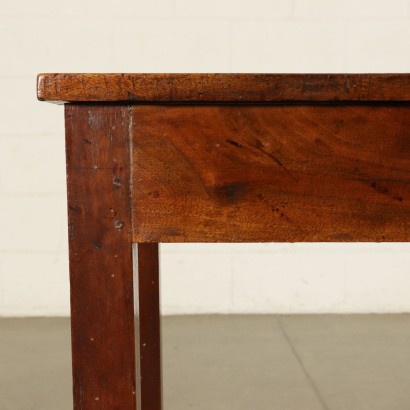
xmin=1 ymin=315 xmax=410 ymax=409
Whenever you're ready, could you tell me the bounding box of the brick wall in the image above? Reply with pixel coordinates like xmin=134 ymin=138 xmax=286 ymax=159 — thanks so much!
xmin=1 ymin=0 xmax=409 ymax=315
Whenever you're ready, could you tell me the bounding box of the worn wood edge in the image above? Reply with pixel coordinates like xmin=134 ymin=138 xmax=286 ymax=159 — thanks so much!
xmin=37 ymin=73 xmax=410 ymax=103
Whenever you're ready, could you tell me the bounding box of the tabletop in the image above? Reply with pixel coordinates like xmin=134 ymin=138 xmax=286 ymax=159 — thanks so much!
xmin=37 ymin=73 xmax=410 ymax=103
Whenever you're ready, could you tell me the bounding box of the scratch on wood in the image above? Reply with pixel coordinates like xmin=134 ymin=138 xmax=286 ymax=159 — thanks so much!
xmin=251 ymin=139 xmax=298 ymax=182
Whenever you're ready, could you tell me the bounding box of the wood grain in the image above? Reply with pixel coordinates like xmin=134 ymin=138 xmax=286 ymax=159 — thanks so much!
xmin=65 ymin=104 xmax=138 ymax=410
xmin=131 ymin=104 xmax=410 ymax=242
xmin=37 ymin=73 xmax=410 ymax=103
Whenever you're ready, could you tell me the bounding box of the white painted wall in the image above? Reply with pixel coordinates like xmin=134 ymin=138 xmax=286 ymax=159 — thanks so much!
xmin=0 ymin=0 xmax=410 ymax=316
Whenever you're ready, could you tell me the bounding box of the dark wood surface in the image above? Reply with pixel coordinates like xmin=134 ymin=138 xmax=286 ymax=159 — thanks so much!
xmin=66 ymin=105 xmax=136 ymax=410
xmin=66 ymin=105 xmax=161 ymax=410
xmin=66 ymin=104 xmax=162 ymax=410
xmin=135 ymin=243 xmax=162 ymax=410
xmin=132 ymin=104 xmax=410 ymax=242
xmin=37 ymin=73 xmax=410 ymax=103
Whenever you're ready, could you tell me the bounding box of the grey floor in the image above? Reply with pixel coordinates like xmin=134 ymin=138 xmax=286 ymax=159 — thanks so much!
xmin=1 ymin=315 xmax=410 ymax=409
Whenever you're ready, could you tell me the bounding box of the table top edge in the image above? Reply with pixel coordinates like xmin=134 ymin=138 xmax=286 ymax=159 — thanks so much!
xmin=37 ymin=73 xmax=410 ymax=103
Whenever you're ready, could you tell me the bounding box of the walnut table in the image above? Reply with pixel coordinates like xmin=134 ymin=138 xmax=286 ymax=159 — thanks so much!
xmin=37 ymin=73 xmax=410 ymax=410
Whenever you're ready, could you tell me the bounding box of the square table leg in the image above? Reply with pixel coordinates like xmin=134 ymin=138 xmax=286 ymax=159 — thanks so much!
xmin=65 ymin=104 xmax=162 ymax=410
xmin=134 ymin=243 xmax=162 ymax=410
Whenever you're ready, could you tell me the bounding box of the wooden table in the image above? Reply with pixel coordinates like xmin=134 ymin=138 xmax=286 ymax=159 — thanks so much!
xmin=38 ymin=73 xmax=410 ymax=410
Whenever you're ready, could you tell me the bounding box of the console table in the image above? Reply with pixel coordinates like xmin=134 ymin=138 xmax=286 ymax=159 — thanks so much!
xmin=37 ymin=73 xmax=410 ymax=410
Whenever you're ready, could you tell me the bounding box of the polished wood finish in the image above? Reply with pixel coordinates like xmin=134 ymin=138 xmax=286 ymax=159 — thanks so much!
xmin=37 ymin=73 xmax=410 ymax=103
xmin=39 ymin=73 xmax=410 ymax=410
xmin=65 ymin=105 xmax=162 ymax=410
xmin=132 ymin=104 xmax=410 ymax=242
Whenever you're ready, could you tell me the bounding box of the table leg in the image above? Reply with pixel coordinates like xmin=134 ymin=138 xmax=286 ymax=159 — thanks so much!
xmin=66 ymin=104 xmax=139 ymax=409
xmin=134 ymin=243 xmax=162 ymax=410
